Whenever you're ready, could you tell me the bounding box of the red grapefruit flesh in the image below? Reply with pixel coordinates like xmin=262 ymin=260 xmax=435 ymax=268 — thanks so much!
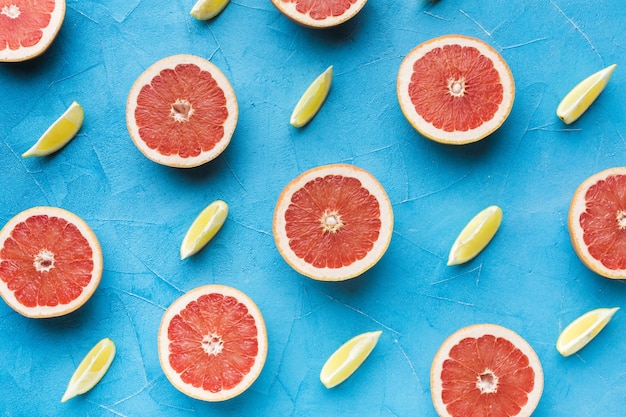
xmin=270 ymin=0 xmax=368 ymax=28
xmin=273 ymin=164 xmax=393 ymax=281
xmin=0 ymin=206 xmax=103 ymax=318
xmin=126 ymin=54 xmax=238 ymax=168
xmin=431 ymin=324 xmax=543 ymax=417
xmin=568 ymin=167 xmax=626 ymax=279
xmin=397 ymin=34 xmax=515 ymax=145
xmin=0 ymin=0 xmax=66 ymax=62
xmin=158 ymin=284 xmax=268 ymax=402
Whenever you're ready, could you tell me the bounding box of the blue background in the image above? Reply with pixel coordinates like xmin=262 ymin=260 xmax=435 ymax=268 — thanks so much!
xmin=2 ymin=0 xmax=626 ymax=415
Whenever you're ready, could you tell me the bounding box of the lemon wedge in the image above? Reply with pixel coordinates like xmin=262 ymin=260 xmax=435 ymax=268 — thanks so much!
xmin=22 ymin=101 xmax=84 ymax=158
xmin=320 ymin=330 xmax=381 ymax=389
xmin=190 ymin=0 xmax=230 ymax=20
xmin=447 ymin=205 xmax=502 ymax=266
xmin=180 ymin=200 xmax=228 ymax=259
xmin=61 ymin=338 xmax=116 ymax=402
xmin=290 ymin=65 xmax=333 ymax=128
xmin=556 ymin=307 xmax=619 ymax=357
xmin=556 ymin=64 xmax=617 ymax=125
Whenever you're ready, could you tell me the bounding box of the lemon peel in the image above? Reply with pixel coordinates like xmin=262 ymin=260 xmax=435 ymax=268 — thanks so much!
xmin=556 ymin=64 xmax=616 ymax=125
xmin=190 ymin=0 xmax=230 ymax=20
xmin=556 ymin=307 xmax=619 ymax=357
xmin=448 ymin=205 xmax=502 ymax=266
xmin=290 ymin=65 xmax=333 ymax=128
xmin=320 ymin=330 xmax=381 ymax=389
xmin=61 ymin=338 xmax=116 ymax=402
xmin=22 ymin=101 xmax=84 ymax=158
xmin=180 ymin=200 xmax=228 ymax=259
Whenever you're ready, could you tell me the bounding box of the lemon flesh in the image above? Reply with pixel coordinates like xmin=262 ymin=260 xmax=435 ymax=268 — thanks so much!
xmin=61 ymin=338 xmax=116 ymax=402
xmin=447 ymin=205 xmax=502 ymax=266
xmin=22 ymin=101 xmax=84 ymax=158
xmin=190 ymin=0 xmax=230 ymax=20
xmin=556 ymin=64 xmax=617 ymax=125
xmin=320 ymin=330 xmax=381 ymax=389
xmin=180 ymin=200 xmax=229 ymax=259
xmin=290 ymin=65 xmax=333 ymax=128
xmin=556 ymin=307 xmax=619 ymax=357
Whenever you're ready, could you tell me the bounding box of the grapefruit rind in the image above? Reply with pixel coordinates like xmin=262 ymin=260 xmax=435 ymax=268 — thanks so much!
xmin=270 ymin=0 xmax=368 ymax=29
xmin=568 ymin=167 xmax=626 ymax=279
xmin=431 ymin=324 xmax=543 ymax=417
xmin=556 ymin=307 xmax=619 ymax=357
xmin=0 ymin=206 xmax=103 ymax=319
xmin=126 ymin=54 xmax=238 ymax=168
xmin=61 ymin=338 xmax=116 ymax=402
xmin=158 ymin=284 xmax=268 ymax=402
xmin=22 ymin=101 xmax=84 ymax=158
xmin=447 ymin=205 xmax=502 ymax=266
xmin=273 ymin=164 xmax=394 ymax=281
xmin=0 ymin=0 xmax=66 ymax=63
xmin=397 ymin=34 xmax=515 ymax=145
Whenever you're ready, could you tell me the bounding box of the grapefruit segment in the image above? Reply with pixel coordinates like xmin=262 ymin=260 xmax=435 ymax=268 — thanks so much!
xmin=126 ymin=54 xmax=238 ymax=168
xmin=0 ymin=206 xmax=103 ymax=318
xmin=431 ymin=324 xmax=543 ymax=417
xmin=158 ymin=285 xmax=267 ymax=401
xmin=568 ymin=167 xmax=626 ymax=279
xmin=270 ymin=0 xmax=368 ymax=28
xmin=273 ymin=164 xmax=393 ymax=281
xmin=397 ymin=35 xmax=515 ymax=145
xmin=0 ymin=0 xmax=66 ymax=62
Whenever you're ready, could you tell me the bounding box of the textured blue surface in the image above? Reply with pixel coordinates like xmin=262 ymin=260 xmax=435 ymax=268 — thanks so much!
xmin=2 ymin=1 xmax=626 ymax=416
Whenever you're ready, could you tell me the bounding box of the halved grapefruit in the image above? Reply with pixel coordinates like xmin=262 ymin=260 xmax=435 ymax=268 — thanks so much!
xmin=431 ymin=324 xmax=543 ymax=417
xmin=126 ymin=54 xmax=238 ymax=168
xmin=0 ymin=206 xmax=103 ymax=318
xmin=270 ymin=0 xmax=368 ymax=28
xmin=568 ymin=167 xmax=626 ymax=279
xmin=397 ymin=35 xmax=515 ymax=145
xmin=273 ymin=164 xmax=393 ymax=281
xmin=158 ymin=284 xmax=268 ymax=402
xmin=0 ymin=0 xmax=66 ymax=62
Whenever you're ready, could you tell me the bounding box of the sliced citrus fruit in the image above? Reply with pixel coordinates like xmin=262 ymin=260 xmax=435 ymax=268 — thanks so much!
xmin=556 ymin=64 xmax=617 ymax=125
xmin=0 ymin=206 xmax=103 ymax=318
xmin=568 ymin=167 xmax=626 ymax=279
xmin=431 ymin=324 xmax=543 ymax=417
xmin=190 ymin=0 xmax=230 ymax=20
xmin=556 ymin=307 xmax=619 ymax=357
xmin=0 ymin=0 xmax=66 ymax=62
xmin=22 ymin=101 xmax=84 ymax=158
xmin=447 ymin=205 xmax=502 ymax=266
xmin=273 ymin=164 xmax=394 ymax=281
xmin=320 ymin=330 xmax=381 ymax=389
xmin=270 ymin=0 xmax=368 ymax=28
xmin=290 ymin=65 xmax=333 ymax=128
xmin=126 ymin=54 xmax=238 ymax=168
xmin=397 ymin=34 xmax=515 ymax=145
xmin=61 ymin=338 xmax=116 ymax=402
xmin=180 ymin=200 xmax=228 ymax=260
xmin=158 ymin=284 xmax=267 ymax=401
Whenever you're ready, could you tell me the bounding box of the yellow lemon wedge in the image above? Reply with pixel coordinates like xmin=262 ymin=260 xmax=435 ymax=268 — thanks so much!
xmin=556 ymin=307 xmax=619 ymax=357
xmin=190 ymin=0 xmax=230 ymax=20
xmin=320 ymin=330 xmax=381 ymax=389
xmin=290 ymin=65 xmax=333 ymax=128
xmin=180 ymin=200 xmax=228 ymax=259
xmin=61 ymin=338 xmax=116 ymax=403
xmin=447 ymin=205 xmax=502 ymax=266
xmin=556 ymin=64 xmax=617 ymax=125
xmin=22 ymin=101 xmax=84 ymax=158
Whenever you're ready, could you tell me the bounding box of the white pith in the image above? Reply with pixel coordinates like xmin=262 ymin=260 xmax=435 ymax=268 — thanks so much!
xmin=1 ymin=5 xmax=20 ymax=18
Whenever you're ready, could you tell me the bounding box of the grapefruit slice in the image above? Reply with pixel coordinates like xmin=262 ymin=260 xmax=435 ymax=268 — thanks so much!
xmin=126 ymin=54 xmax=238 ymax=168
xmin=273 ymin=164 xmax=394 ymax=281
xmin=0 ymin=0 xmax=66 ymax=62
xmin=397 ymin=35 xmax=515 ymax=145
xmin=431 ymin=324 xmax=543 ymax=417
xmin=270 ymin=0 xmax=368 ymax=28
xmin=0 ymin=206 xmax=103 ymax=318
xmin=158 ymin=284 xmax=268 ymax=402
xmin=568 ymin=167 xmax=626 ymax=279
